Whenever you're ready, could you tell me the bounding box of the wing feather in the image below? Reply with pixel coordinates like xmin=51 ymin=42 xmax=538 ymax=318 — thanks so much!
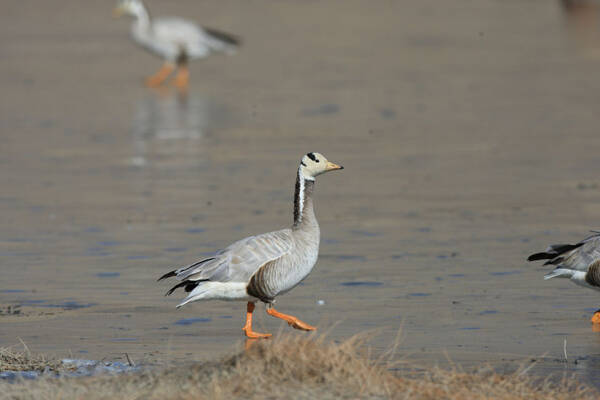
xmin=149 ymin=18 xmax=237 ymax=57
xmin=170 ymin=229 xmax=293 ymax=284
xmin=556 ymin=234 xmax=600 ymax=272
xmin=529 ymin=232 xmax=600 ymax=272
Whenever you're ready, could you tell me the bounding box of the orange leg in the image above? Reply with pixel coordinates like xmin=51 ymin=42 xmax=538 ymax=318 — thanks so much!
xmin=145 ymin=62 xmax=175 ymax=87
xmin=174 ymin=65 xmax=189 ymax=90
xmin=242 ymin=302 xmax=271 ymax=339
xmin=591 ymin=310 xmax=600 ymax=324
xmin=266 ymin=304 xmax=316 ymax=331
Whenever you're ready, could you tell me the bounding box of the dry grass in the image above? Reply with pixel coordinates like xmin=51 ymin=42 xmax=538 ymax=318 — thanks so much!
xmin=0 ymin=333 xmax=596 ymax=400
xmin=0 ymin=343 xmax=67 ymax=374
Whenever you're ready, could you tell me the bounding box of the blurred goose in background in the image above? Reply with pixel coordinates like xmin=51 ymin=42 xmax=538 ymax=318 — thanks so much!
xmin=113 ymin=0 xmax=240 ymax=89
xmin=159 ymin=153 xmax=344 ymax=338
xmin=528 ymin=231 xmax=600 ymax=323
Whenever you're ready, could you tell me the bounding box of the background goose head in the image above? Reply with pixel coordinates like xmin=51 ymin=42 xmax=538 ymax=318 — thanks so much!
xmin=299 ymin=152 xmax=343 ymax=180
xmin=113 ymin=0 xmax=146 ymax=19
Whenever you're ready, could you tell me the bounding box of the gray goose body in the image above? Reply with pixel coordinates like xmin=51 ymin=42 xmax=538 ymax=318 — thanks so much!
xmin=247 ymin=179 xmax=320 ymax=302
xmin=159 ymin=152 xmax=343 ymax=337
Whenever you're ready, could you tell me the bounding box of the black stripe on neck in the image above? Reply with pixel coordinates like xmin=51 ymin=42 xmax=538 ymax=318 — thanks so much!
xmin=293 ymin=171 xmax=314 ymax=228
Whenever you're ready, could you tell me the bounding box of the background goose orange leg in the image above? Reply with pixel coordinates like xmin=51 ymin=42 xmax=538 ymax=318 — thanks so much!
xmin=174 ymin=65 xmax=189 ymax=90
xmin=266 ymin=304 xmax=316 ymax=331
xmin=242 ymin=302 xmax=271 ymax=339
xmin=145 ymin=62 xmax=175 ymax=87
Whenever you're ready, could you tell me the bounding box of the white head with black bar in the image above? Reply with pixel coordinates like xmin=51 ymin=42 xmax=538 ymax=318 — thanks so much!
xmin=113 ymin=0 xmax=148 ymax=19
xmin=298 ymin=152 xmax=343 ymax=181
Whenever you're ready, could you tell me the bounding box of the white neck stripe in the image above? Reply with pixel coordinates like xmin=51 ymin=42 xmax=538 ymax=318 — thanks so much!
xmin=297 ymin=169 xmax=305 ymax=221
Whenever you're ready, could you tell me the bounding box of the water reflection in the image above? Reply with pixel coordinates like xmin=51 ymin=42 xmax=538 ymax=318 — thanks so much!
xmin=560 ymin=0 xmax=600 ymax=55
xmin=130 ymin=91 xmax=227 ymax=167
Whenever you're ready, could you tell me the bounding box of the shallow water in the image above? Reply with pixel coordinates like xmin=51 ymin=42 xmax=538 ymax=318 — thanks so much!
xmin=2 ymin=0 xmax=600 ymax=389
xmin=0 ymin=359 xmax=140 ymax=383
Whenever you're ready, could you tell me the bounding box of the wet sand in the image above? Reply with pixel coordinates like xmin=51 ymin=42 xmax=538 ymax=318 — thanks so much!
xmin=2 ymin=0 xmax=600 ymax=389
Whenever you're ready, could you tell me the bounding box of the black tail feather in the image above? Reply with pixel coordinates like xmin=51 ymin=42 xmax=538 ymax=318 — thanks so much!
xmin=204 ymin=27 xmax=241 ymax=47
xmin=158 ymin=257 xmax=216 ymax=282
xmin=547 ymin=243 xmax=582 ymax=254
xmin=165 ymin=279 xmax=208 ymax=296
xmin=184 ymin=281 xmax=202 ymax=292
xmin=527 ymin=242 xmax=585 ymax=262
xmin=527 ymin=252 xmax=556 ymax=261
xmin=157 ymin=270 xmax=176 ymax=282
xmin=165 ymin=281 xmax=189 ymax=296
xmin=544 ymin=256 xmax=564 ymax=266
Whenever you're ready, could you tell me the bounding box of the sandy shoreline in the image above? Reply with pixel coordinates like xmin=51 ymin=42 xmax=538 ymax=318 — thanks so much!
xmin=2 ymin=334 xmax=596 ymax=399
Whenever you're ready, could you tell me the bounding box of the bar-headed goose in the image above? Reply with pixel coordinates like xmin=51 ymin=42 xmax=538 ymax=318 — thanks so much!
xmin=528 ymin=232 xmax=600 ymax=323
xmin=159 ymin=153 xmax=343 ymax=338
xmin=113 ymin=0 xmax=240 ymax=89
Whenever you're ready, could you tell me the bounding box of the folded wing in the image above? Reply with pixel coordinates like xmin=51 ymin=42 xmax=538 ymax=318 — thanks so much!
xmin=527 ymin=232 xmax=600 ymax=272
xmin=160 ymin=229 xmax=294 ymax=289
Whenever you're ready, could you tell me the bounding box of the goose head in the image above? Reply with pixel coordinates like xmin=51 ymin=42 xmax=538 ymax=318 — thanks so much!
xmin=113 ymin=0 xmax=146 ymax=18
xmin=299 ymin=152 xmax=343 ymax=181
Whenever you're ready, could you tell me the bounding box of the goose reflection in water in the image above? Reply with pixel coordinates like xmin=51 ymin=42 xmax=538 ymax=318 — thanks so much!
xmin=130 ymin=92 xmax=227 ymax=167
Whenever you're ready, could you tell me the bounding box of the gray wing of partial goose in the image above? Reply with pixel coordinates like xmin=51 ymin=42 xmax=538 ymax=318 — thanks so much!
xmin=168 ymin=229 xmax=294 ymax=284
xmin=557 ymin=234 xmax=600 ymax=272
xmin=528 ymin=232 xmax=600 ymax=272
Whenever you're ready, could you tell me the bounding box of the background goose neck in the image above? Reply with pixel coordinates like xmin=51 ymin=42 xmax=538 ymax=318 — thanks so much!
xmin=133 ymin=4 xmax=151 ymax=31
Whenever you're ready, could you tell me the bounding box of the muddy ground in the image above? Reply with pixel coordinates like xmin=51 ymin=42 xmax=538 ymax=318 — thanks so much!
xmin=2 ymin=0 xmax=600 ymax=389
